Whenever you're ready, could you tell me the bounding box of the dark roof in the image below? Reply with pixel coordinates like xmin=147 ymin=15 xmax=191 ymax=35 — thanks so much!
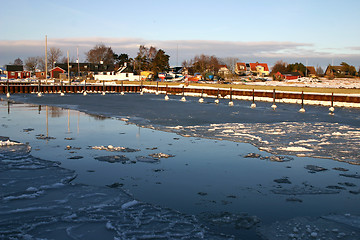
xmin=6 ymin=65 xmax=23 ymax=71
xmin=306 ymin=66 xmax=316 ymax=75
xmin=55 ymin=63 xmax=115 ymax=72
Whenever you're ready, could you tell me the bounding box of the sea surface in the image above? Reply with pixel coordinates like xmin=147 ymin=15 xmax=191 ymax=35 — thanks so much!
xmin=1 ymin=92 xmax=360 ymax=239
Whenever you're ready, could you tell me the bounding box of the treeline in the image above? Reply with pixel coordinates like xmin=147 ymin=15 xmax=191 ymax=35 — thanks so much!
xmin=10 ymin=44 xmax=170 ymax=77
xmin=8 ymin=42 xmax=360 ymax=79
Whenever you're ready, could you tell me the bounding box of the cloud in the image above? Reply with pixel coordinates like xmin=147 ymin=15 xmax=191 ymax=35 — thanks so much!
xmin=0 ymin=37 xmax=359 ymax=68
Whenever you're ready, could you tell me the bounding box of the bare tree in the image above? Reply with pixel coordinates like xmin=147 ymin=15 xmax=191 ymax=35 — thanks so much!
xmin=220 ymin=57 xmax=239 ymax=74
xmin=13 ymin=58 xmax=23 ymax=65
xmin=48 ymin=47 xmax=63 ymax=69
xmin=315 ymin=65 xmax=324 ymax=76
xmin=191 ymin=54 xmax=220 ymax=75
xmin=24 ymin=57 xmax=39 ymax=73
xmin=271 ymin=60 xmax=287 ymax=75
xmin=37 ymin=56 xmax=45 ymax=71
xmin=86 ymin=43 xmax=115 ymax=64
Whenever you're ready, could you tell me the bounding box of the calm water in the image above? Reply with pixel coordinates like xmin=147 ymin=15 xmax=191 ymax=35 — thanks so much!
xmin=1 ymin=93 xmax=360 ymax=239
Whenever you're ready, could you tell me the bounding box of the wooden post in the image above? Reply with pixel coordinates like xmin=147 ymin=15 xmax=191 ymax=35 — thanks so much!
xmin=329 ymin=92 xmax=335 ymax=114
xmin=229 ymin=87 xmax=233 ymax=106
xmin=271 ymin=89 xmax=277 ymax=109
xmin=251 ymin=89 xmax=256 ymax=108
xmin=299 ymin=91 xmax=305 ymax=112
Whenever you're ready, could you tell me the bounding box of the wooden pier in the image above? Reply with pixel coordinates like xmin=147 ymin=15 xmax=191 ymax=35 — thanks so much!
xmin=1 ymin=82 xmax=360 ymax=105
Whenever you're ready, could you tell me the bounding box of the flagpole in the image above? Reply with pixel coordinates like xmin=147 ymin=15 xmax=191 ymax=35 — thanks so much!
xmin=45 ymin=35 xmax=48 ymax=84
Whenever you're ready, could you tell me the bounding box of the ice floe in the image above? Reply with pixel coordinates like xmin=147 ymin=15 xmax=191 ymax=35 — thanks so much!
xmin=0 ymin=139 xmax=232 ymax=239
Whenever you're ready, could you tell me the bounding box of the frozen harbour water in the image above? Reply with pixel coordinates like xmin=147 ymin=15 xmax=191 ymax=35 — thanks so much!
xmin=1 ymin=93 xmax=360 ymax=239
xmin=0 ymin=140 xmax=230 ymax=239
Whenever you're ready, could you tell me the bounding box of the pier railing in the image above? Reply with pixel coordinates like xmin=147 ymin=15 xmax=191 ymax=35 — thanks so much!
xmin=1 ymin=82 xmax=360 ymax=105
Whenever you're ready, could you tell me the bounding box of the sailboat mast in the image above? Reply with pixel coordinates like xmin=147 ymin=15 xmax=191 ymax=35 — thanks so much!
xmin=45 ymin=35 xmax=48 ymax=83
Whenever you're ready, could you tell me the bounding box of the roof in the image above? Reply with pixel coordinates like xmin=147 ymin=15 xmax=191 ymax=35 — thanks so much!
xmin=278 ymin=72 xmax=302 ymax=76
xmin=50 ymin=66 xmax=66 ymax=72
xmin=55 ymin=63 xmax=115 ymax=72
xmin=236 ymin=62 xmax=246 ymax=68
xmin=6 ymin=65 xmax=23 ymax=71
xmin=249 ymin=62 xmax=269 ymax=72
xmin=219 ymin=65 xmax=228 ymax=69
xmin=306 ymin=66 xmax=316 ymax=75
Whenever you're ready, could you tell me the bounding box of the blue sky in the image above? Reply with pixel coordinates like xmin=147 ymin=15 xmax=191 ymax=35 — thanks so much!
xmin=1 ymin=0 xmax=360 ymax=68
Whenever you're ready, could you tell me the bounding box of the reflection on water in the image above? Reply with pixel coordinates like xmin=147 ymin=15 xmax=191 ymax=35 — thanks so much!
xmin=1 ymin=98 xmax=360 ymax=239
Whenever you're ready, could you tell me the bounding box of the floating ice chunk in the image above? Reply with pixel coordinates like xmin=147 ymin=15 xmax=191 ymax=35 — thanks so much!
xmin=0 ymin=139 xmax=23 ymax=146
xmin=106 ymin=221 xmax=116 ymax=230
xmin=121 ymin=200 xmax=139 ymax=209
xmin=4 ymin=190 xmax=45 ymax=201
xmin=277 ymin=146 xmax=312 ymax=152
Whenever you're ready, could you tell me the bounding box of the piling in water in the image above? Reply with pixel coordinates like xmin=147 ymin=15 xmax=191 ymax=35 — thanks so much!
xmin=251 ymin=89 xmax=256 ymax=108
xmin=271 ymin=89 xmax=277 ymax=109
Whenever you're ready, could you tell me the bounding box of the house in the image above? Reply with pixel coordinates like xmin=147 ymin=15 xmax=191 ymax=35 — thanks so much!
xmin=249 ymin=62 xmax=269 ymax=77
xmin=50 ymin=67 xmax=66 ymax=78
xmin=218 ymin=65 xmax=231 ymax=76
xmin=55 ymin=62 xmax=115 ymax=78
xmin=94 ymin=63 xmax=139 ymax=81
xmin=35 ymin=71 xmax=47 ymax=79
xmin=235 ymin=62 xmax=247 ymax=75
xmin=0 ymin=67 xmax=6 ymax=79
xmin=275 ymin=72 xmax=302 ymax=80
xmin=306 ymin=66 xmax=316 ymax=77
xmin=235 ymin=62 xmax=269 ymax=76
xmin=5 ymin=65 xmax=31 ymax=79
xmin=325 ymin=65 xmax=347 ymax=76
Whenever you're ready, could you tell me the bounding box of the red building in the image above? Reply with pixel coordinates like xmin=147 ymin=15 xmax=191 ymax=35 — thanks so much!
xmin=50 ymin=67 xmax=65 ymax=78
xmin=5 ymin=65 xmax=31 ymax=79
xmin=275 ymin=72 xmax=302 ymax=80
xmin=35 ymin=71 xmax=47 ymax=79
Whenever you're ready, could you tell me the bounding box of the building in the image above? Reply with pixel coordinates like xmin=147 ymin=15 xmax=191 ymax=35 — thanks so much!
xmin=94 ymin=63 xmax=139 ymax=81
xmin=5 ymin=65 xmax=31 ymax=79
xmin=249 ymin=62 xmax=269 ymax=77
xmin=235 ymin=62 xmax=247 ymax=75
xmin=275 ymin=72 xmax=302 ymax=80
xmin=306 ymin=66 xmax=317 ymax=77
xmin=325 ymin=65 xmax=346 ymax=76
xmin=235 ymin=62 xmax=269 ymax=77
xmin=50 ymin=67 xmax=66 ymax=78
xmin=35 ymin=71 xmax=47 ymax=79
xmin=55 ymin=62 xmax=115 ymax=78
xmin=218 ymin=65 xmax=232 ymax=76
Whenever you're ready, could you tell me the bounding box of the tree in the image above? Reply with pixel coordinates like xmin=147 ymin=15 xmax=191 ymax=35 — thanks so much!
xmin=271 ymin=60 xmax=287 ymax=75
xmin=86 ymin=43 xmax=115 ymax=64
xmin=37 ymin=56 xmax=46 ymax=71
xmin=13 ymin=58 xmax=23 ymax=65
xmin=114 ymin=53 xmax=130 ymax=67
xmin=24 ymin=57 xmax=39 ymax=73
xmin=48 ymin=47 xmax=63 ymax=69
xmin=286 ymin=62 xmax=307 ymax=76
xmin=220 ymin=57 xmax=239 ymax=74
xmin=151 ymin=49 xmax=170 ymax=74
xmin=316 ymin=65 xmax=324 ymax=76
xmin=190 ymin=54 xmax=220 ymax=76
xmin=134 ymin=45 xmax=158 ymax=72
xmin=340 ymin=62 xmax=357 ymax=76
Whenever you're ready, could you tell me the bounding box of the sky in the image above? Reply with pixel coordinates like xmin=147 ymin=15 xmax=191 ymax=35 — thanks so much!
xmin=1 ymin=0 xmax=360 ymax=69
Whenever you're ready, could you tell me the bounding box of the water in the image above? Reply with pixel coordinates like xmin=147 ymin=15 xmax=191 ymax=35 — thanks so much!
xmin=1 ymin=93 xmax=360 ymax=239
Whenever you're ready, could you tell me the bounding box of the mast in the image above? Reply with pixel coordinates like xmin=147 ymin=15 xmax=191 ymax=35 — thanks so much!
xmin=45 ymin=35 xmax=48 ymax=84
xmin=67 ymin=50 xmax=70 ymax=83
xmin=77 ymin=47 xmax=80 ymax=78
